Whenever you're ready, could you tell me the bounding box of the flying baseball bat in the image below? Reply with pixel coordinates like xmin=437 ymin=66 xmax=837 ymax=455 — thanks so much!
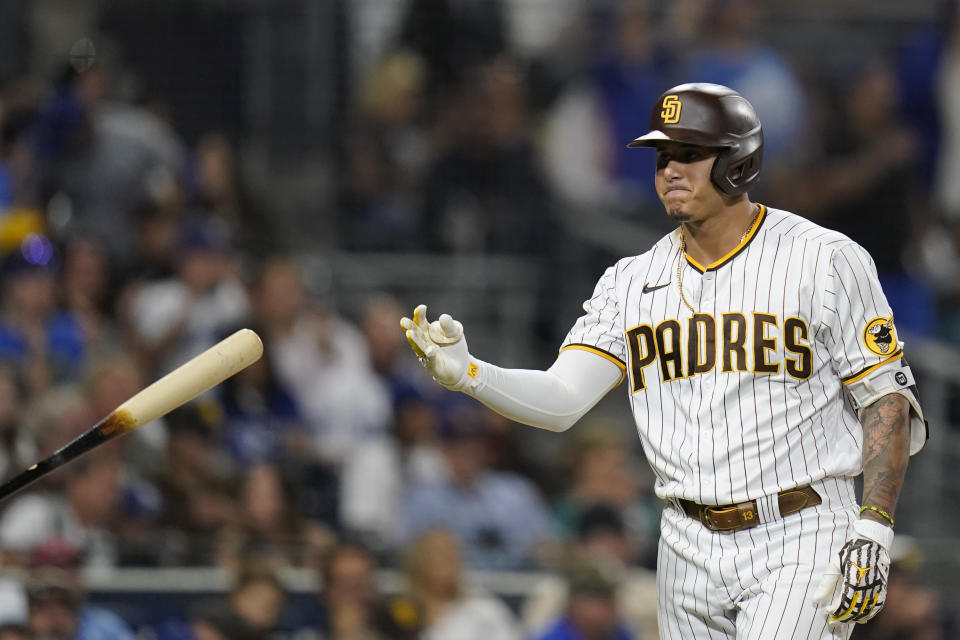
xmin=0 ymin=328 xmax=264 ymax=502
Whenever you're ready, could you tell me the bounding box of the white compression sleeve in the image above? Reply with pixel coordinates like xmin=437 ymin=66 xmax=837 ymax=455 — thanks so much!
xmin=461 ymin=348 xmax=624 ymax=432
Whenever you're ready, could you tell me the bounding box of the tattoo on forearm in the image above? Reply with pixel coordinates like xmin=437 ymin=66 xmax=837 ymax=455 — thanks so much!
xmin=860 ymin=394 xmax=911 ymax=518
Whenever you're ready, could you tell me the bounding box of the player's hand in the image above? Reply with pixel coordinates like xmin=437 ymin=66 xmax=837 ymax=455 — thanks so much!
xmin=400 ymin=304 xmax=475 ymax=390
xmin=813 ymin=518 xmax=892 ymax=625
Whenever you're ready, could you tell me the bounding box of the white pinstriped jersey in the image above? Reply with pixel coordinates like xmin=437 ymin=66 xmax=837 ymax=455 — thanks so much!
xmin=561 ymin=205 xmax=926 ymax=506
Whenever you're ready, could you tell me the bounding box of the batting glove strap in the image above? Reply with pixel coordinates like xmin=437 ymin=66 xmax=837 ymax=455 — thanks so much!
xmin=853 ymin=517 xmax=894 ymax=550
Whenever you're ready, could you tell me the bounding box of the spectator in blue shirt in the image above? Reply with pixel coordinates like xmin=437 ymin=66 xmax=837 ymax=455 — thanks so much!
xmin=0 ymin=238 xmax=85 ymax=395
xmin=682 ymin=0 xmax=807 ymax=166
xmin=533 ymin=560 xmax=637 ymax=640
xmin=216 ymin=329 xmax=306 ymax=468
xmin=26 ymin=568 xmax=136 ymax=640
xmin=395 ymin=405 xmax=555 ymax=570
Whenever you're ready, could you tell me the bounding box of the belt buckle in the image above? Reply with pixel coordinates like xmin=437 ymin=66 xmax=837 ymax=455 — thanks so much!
xmin=701 ymin=506 xmax=733 ymax=532
xmin=704 ymin=503 xmax=759 ymax=532
xmin=701 ymin=507 xmax=721 ymax=531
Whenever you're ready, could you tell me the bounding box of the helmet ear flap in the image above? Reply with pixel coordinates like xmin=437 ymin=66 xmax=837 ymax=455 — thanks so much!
xmin=711 ymin=145 xmax=762 ymax=195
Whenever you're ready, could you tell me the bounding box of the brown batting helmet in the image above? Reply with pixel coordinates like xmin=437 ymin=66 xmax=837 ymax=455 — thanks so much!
xmin=627 ymin=83 xmax=763 ymax=195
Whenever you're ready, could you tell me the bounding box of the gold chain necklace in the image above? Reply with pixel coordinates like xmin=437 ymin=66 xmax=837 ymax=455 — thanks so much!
xmin=677 ymin=205 xmax=761 ymax=313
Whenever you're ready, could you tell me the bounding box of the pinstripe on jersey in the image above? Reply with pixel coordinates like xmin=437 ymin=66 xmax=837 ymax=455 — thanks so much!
xmin=561 ymin=205 xmax=924 ymax=506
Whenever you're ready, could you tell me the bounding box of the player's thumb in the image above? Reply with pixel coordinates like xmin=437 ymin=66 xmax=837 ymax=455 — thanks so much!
xmin=438 ymin=313 xmax=462 ymax=339
xmin=812 ymin=565 xmax=841 ymax=607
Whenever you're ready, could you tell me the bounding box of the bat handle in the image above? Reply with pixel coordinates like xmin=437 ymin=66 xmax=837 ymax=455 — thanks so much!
xmin=0 ymin=417 xmax=114 ymax=502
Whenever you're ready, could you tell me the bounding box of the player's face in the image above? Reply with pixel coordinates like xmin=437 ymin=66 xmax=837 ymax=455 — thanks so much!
xmin=654 ymin=143 xmax=723 ymax=222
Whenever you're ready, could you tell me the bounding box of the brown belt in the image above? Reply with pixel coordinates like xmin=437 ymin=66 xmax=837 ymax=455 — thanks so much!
xmin=678 ymin=485 xmax=822 ymax=532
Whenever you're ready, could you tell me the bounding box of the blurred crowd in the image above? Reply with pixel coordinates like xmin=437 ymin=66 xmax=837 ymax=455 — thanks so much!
xmin=0 ymin=0 xmax=957 ymax=638
xmin=344 ymin=0 xmax=960 ymax=344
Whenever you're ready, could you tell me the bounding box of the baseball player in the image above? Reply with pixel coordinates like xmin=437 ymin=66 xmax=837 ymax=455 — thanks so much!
xmin=401 ymin=83 xmax=927 ymax=639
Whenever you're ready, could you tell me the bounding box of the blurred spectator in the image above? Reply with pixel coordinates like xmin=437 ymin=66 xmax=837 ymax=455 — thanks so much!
xmin=157 ymin=558 xmax=287 ymax=640
xmin=355 ymin=51 xmax=429 ymax=169
xmin=552 ymin=423 xmax=659 ymax=569
xmin=216 ymin=331 xmax=307 ymax=468
xmin=127 ymin=198 xmax=181 ymax=283
xmin=542 ymin=0 xmax=671 ymax=213
xmin=385 ymin=529 xmax=521 ymax=640
xmin=338 ymin=51 xmax=431 ymax=252
xmin=26 ymin=565 xmax=136 ymax=640
xmin=531 ymin=559 xmax=637 ymax=640
xmin=337 ymin=126 xmax=419 ymax=252
xmin=897 ymin=1 xmax=956 ymax=190
xmin=0 ymin=384 xmax=100 ymax=568
xmin=347 ymin=0 xmax=412 ymax=85
xmin=398 ymin=0 xmax=507 ymax=98
xmin=215 ymin=463 xmax=334 ymax=573
xmin=0 ymin=448 xmax=122 ymax=569
xmin=126 ymin=216 xmax=249 ymax=378
xmin=112 ymin=476 xmax=165 ymax=567
xmin=523 ymin=503 xmax=658 ymax=639
xmin=251 ymin=256 xmax=390 ymax=469
xmin=337 ymin=294 xmax=445 ymax=551
xmin=420 ymin=57 xmax=554 ymax=253
xmin=499 ymin=0 xmax=586 ymax=67
xmin=0 ymin=104 xmax=40 ymax=214
xmin=340 ymin=381 xmax=446 ymax=553
xmin=0 ymin=364 xmax=34 ymax=484
xmin=154 ymin=404 xmax=237 ymax=566
xmin=360 ymin=293 xmax=433 ymax=388
xmin=183 ymin=132 xmax=275 ymax=259
xmin=0 ymin=238 xmax=85 ymax=395
xmin=37 ymin=59 xmax=185 ymax=273
xmin=27 ymin=578 xmax=80 ymax=640
xmin=682 ymin=0 xmax=808 ymax=166
xmin=925 ymin=3 xmax=960 ymax=219
xmin=0 ymin=572 xmax=28 ymax=628
xmin=904 ymin=2 xmax=960 ymax=337
xmin=396 ymin=406 xmax=555 ymax=570
xmin=304 ymin=542 xmax=398 ymax=640
xmin=0 ymin=624 xmax=31 ymax=640
xmin=798 ymin=59 xmax=933 ymax=337
xmin=222 ymin=560 xmax=288 ymax=639
xmin=57 ymin=236 xmax=120 ymax=355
